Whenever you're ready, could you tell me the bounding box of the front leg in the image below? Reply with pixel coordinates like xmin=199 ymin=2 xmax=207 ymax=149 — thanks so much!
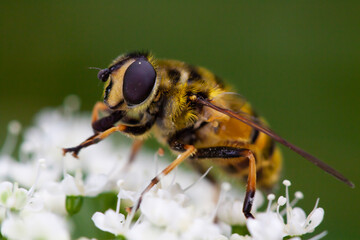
xmin=63 ymin=113 xmax=156 ymax=158
xmin=63 ymin=124 xmax=126 ymax=158
xmin=91 ymin=102 xmax=109 ymax=126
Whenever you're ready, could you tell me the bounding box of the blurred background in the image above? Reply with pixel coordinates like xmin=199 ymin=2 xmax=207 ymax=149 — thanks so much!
xmin=1 ymin=1 xmax=359 ymax=239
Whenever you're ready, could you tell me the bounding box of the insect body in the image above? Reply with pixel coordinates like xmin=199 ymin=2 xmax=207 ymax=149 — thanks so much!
xmin=63 ymin=51 xmax=353 ymax=218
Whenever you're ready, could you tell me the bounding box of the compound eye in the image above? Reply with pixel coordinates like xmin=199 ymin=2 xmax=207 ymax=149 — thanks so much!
xmin=123 ymin=59 xmax=156 ymax=105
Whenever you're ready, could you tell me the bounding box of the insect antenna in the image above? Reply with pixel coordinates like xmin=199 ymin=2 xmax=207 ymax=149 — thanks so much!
xmin=192 ymin=96 xmax=355 ymax=188
xmin=88 ymin=67 xmax=102 ymax=70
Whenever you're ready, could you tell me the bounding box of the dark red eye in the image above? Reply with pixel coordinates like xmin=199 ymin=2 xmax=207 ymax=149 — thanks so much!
xmin=123 ymin=59 xmax=156 ymax=106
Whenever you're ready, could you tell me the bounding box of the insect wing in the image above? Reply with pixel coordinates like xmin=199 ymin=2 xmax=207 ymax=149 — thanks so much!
xmin=195 ymin=97 xmax=354 ymax=188
xmin=212 ymin=92 xmax=248 ymax=110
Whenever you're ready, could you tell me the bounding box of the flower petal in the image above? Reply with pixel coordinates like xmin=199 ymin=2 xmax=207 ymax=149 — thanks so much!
xmin=84 ymin=174 xmax=108 ymax=197
xmin=61 ymin=174 xmax=81 ymax=196
xmin=247 ymin=212 xmax=283 ymax=240
xmin=285 ymin=207 xmax=307 ymax=236
xmin=305 ymin=208 xmax=324 ymax=232
xmin=92 ymin=209 xmax=125 ymax=235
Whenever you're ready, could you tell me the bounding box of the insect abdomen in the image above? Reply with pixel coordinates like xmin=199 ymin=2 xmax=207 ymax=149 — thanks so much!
xmin=251 ymin=131 xmax=282 ymax=189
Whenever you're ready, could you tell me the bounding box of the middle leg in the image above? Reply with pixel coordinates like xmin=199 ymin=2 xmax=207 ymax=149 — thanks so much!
xmin=131 ymin=145 xmax=196 ymax=212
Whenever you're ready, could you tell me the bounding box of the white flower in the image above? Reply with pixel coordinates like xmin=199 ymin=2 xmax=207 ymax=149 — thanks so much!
xmin=1 ymin=211 xmax=70 ymax=240
xmin=139 ymin=181 xmax=226 ymax=239
xmin=284 ymin=206 xmax=324 ymax=236
xmin=129 ymin=217 xmax=225 ymax=240
xmin=281 ymin=180 xmax=324 ymax=237
xmin=217 ymin=190 xmax=264 ymax=226
xmin=0 ymin=207 xmax=6 ymax=222
xmin=218 ymin=199 xmax=245 ymax=225
xmin=61 ymin=172 xmax=108 ymax=197
xmin=0 ymin=155 xmax=14 ymax=181
xmin=8 ymin=158 xmax=58 ymax=190
xmin=141 ymin=186 xmax=194 ymax=232
xmin=0 ymin=101 xmax=328 ymax=240
xmin=230 ymin=234 xmax=252 ymax=240
xmin=83 ymin=173 xmax=109 ymax=196
xmin=247 ymin=212 xmax=284 ymax=240
xmin=0 ymin=181 xmax=28 ymax=210
xmin=118 ymin=188 xmax=137 ymax=203
xmin=22 ymin=195 xmax=44 ymax=213
xmin=180 ymin=217 xmax=225 ymax=240
xmin=128 ymin=221 xmax=179 ymax=240
xmin=34 ymin=181 xmax=67 ymax=215
xmin=242 ymin=180 xmax=326 ymax=240
xmin=92 ymin=209 xmax=126 ymax=236
xmin=20 ymin=108 xmax=121 ymax=179
xmin=92 ymin=181 xmax=135 ymax=237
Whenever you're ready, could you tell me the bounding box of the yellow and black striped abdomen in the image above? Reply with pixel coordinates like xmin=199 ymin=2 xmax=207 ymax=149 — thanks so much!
xmin=248 ymin=126 xmax=282 ymax=189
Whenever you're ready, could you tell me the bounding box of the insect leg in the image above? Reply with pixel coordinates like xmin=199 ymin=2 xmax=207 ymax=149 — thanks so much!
xmin=133 ymin=145 xmax=196 ymax=211
xmin=63 ymin=124 xmax=126 ymax=158
xmin=64 ymin=115 xmax=156 ymax=158
xmin=91 ymin=101 xmax=109 ymax=125
xmin=242 ymin=150 xmax=256 ymax=219
xmin=68 ymin=102 xmax=110 ymax=147
xmin=195 ymin=147 xmax=256 ymax=218
xmin=123 ymin=139 xmax=144 ymax=170
xmin=92 ymin=110 xmax=125 ymax=133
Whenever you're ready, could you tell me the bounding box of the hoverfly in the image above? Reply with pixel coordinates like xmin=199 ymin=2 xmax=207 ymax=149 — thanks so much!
xmin=63 ymin=51 xmax=354 ymax=218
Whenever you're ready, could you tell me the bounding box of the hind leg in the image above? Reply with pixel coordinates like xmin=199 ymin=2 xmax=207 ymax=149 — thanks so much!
xmin=195 ymin=147 xmax=257 ymax=218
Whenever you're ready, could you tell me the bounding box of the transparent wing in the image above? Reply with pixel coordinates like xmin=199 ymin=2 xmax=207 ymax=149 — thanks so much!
xmin=195 ymin=96 xmax=354 ymax=188
xmin=212 ymin=91 xmax=248 ymax=110
xmin=212 ymin=92 xmax=266 ymax=126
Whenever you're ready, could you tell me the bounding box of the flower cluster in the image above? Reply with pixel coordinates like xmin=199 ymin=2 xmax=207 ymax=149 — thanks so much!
xmin=0 ymin=96 xmax=326 ymax=240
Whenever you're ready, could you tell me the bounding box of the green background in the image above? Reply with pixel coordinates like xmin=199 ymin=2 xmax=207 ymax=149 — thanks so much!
xmin=1 ymin=1 xmax=359 ymax=239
